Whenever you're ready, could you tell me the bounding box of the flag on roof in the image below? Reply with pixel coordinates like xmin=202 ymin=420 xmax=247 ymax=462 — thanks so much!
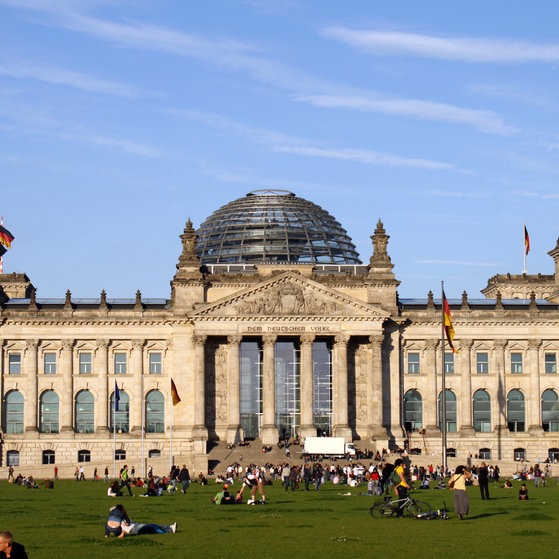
xmin=443 ymin=290 xmax=457 ymax=353
xmin=171 ymin=378 xmax=182 ymax=406
xmin=0 ymin=224 xmax=14 ymax=249
xmin=524 ymin=225 xmax=530 ymax=255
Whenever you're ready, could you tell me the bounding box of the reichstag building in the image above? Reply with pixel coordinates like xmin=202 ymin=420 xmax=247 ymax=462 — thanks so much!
xmin=1 ymin=189 xmax=559 ymax=474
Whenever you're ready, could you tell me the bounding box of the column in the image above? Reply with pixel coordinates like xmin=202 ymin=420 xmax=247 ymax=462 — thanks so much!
xmin=299 ymin=334 xmax=315 ymax=439
xmin=333 ymin=334 xmax=351 ymax=439
xmin=459 ymin=339 xmax=474 ymax=435
xmin=24 ymin=340 xmax=39 ymax=433
xmin=493 ymin=340 xmax=507 ymax=431
xmin=260 ymin=334 xmax=277 ymax=445
xmin=60 ymin=339 xmax=74 ymax=432
xmin=528 ymin=339 xmax=543 ymax=433
xmin=95 ymin=340 xmax=109 ymax=432
xmin=130 ymin=339 xmax=144 ymax=433
xmin=192 ymin=334 xmax=207 ymax=438
xmin=227 ymin=335 xmax=242 ymax=444
xmin=369 ymin=335 xmax=386 ymax=438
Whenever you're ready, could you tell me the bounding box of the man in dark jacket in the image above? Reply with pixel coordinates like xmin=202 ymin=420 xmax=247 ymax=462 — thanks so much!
xmin=178 ymin=464 xmax=191 ymax=493
xmin=0 ymin=531 xmax=28 ymax=559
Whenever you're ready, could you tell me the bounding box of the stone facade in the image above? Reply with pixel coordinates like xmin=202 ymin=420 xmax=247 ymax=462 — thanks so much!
xmin=2 ymin=217 xmax=559 ymax=476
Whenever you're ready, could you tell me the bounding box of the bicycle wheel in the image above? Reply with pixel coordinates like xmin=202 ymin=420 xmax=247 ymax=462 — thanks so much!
xmin=407 ymin=499 xmax=432 ymax=518
xmin=370 ymin=502 xmax=396 ymax=518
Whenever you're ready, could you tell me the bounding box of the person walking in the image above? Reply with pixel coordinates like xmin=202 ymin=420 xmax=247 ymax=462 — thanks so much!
xmin=449 ymin=465 xmax=472 ymax=520
xmin=119 ymin=465 xmax=133 ymax=497
xmin=178 ymin=464 xmax=191 ymax=493
xmin=478 ymin=462 xmax=490 ymax=500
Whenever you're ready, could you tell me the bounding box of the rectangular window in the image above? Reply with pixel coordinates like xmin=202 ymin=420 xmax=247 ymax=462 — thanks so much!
xmin=407 ymin=352 xmax=420 ymax=374
xmin=444 ymin=353 xmax=454 ymax=374
xmin=511 ymin=353 xmax=523 ymax=374
xmin=149 ymin=352 xmax=162 ymax=374
xmin=8 ymin=353 xmax=21 ymax=374
xmin=545 ymin=353 xmax=557 ymax=374
xmin=44 ymin=352 xmax=57 ymax=374
xmin=114 ymin=353 xmax=127 ymax=374
xmin=476 ymin=352 xmax=489 ymax=374
xmin=79 ymin=352 xmax=92 ymax=374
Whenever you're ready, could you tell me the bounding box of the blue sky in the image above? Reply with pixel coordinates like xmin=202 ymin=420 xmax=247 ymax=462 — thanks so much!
xmin=1 ymin=0 xmax=559 ymax=300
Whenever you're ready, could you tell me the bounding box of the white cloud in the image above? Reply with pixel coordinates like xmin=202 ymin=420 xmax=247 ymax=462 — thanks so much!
xmin=322 ymin=27 xmax=559 ymax=64
xmin=298 ymin=94 xmax=516 ymax=136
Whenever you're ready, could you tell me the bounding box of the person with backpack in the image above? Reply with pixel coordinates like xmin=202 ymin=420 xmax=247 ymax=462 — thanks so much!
xmin=392 ymin=458 xmax=410 ymax=517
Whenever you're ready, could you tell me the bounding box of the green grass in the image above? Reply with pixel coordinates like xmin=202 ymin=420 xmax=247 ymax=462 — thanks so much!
xmin=0 ymin=478 xmax=557 ymax=559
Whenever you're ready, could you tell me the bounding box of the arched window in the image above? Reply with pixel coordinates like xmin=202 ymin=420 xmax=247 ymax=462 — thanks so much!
xmin=542 ymin=389 xmax=559 ymax=432
xmin=507 ymin=389 xmax=525 ymax=432
xmin=111 ymin=390 xmax=129 ymax=433
xmin=149 ymin=449 xmax=161 ymax=458
xmin=145 ymin=390 xmax=165 ymax=433
xmin=7 ymin=450 xmax=20 ymax=467
xmin=75 ymin=390 xmax=94 ymax=433
xmin=78 ymin=450 xmax=91 ymax=463
xmin=438 ymin=389 xmax=457 ymax=432
xmin=404 ymin=389 xmax=422 ymax=431
xmin=4 ymin=390 xmax=24 ymax=434
xmin=40 ymin=390 xmax=59 ymax=433
xmin=42 ymin=450 xmax=55 ymax=465
xmin=115 ymin=449 xmax=126 ymax=461
xmin=473 ymin=389 xmax=491 ymax=432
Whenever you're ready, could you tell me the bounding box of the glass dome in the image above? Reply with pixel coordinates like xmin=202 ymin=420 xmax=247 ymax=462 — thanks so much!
xmin=196 ymin=190 xmax=362 ymax=265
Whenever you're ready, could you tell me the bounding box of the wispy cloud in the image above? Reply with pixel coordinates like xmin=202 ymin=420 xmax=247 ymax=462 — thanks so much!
xmin=0 ymin=58 xmax=144 ymax=97
xmin=168 ymin=109 xmax=457 ymax=171
xmin=322 ymin=27 xmax=559 ymax=64
xmin=298 ymin=94 xmax=516 ymax=135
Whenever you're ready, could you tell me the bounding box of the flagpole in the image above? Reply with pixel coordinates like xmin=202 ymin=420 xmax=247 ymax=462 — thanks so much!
xmin=441 ymin=281 xmax=448 ymax=473
xmin=113 ymin=395 xmax=117 ymax=479
xmin=169 ymin=391 xmax=174 ymax=473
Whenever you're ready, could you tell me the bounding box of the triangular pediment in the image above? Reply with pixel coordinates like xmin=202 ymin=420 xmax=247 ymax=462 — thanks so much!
xmin=191 ymin=272 xmax=389 ymax=320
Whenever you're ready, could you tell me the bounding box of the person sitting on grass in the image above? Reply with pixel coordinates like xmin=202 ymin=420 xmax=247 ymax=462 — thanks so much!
xmin=518 ymin=483 xmax=529 ymax=500
xmin=104 ymin=504 xmax=130 ymax=538
xmin=107 ymin=481 xmax=123 ymax=497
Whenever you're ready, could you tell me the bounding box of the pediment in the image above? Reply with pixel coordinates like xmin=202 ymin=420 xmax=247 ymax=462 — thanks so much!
xmin=191 ymin=272 xmax=389 ymax=320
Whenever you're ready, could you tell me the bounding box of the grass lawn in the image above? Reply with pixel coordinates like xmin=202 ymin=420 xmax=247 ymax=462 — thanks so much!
xmin=0 ymin=476 xmax=556 ymax=559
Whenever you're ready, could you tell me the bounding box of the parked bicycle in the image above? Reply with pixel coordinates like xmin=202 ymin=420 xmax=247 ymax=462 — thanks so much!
xmin=370 ymin=494 xmax=432 ymax=518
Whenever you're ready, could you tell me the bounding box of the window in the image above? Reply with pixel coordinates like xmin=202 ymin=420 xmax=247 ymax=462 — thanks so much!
xmin=473 ymin=389 xmax=491 ymax=432
xmin=510 ymin=352 xmax=523 ymax=374
xmin=44 ymin=352 xmax=57 ymax=374
xmin=145 ymin=390 xmax=165 ymax=433
xmin=79 ymin=353 xmax=92 ymax=374
xmin=548 ymin=448 xmax=559 ymax=463
xmin=542 ymin=389 xmax=559 ymax=432
xmin=313 ymin=340 xmax=332 ymax=437
xmin=78 ymin=450 xmax=91 ymax=463
xmin=479 ymin=448 xmax=492 ymax=460
xmin=111 ymin=390 xmax=129 ymax=433
xmin=476 ymin=352 xmax=489 ymax=374
xmin=514 ymin=448 xmax=526 ymax=461
xmin=42 ymin=450 xmax=55 ymax=465
xmin=404 ymin=389 xmax=422 ymax=431
xmin=114 ymin=352 xmax=127 ymax=374
xmin=240 ymin=340 xmax=263 ymax=440
xmin=4 ymin=390 xmax=24 ymax=434
xmin=275 ymin=340 xmax=300 ymax=439
xmin=7 ymin=450 xmax=20 ymax=467
xmin=149 ymin=449 xmax=161 ymax=458
xmin=545 ymin=353 xmax=557 ymax=374
xmin=8 ymin=353 xmax=21 ymax=374
xmin=75 ymin=390 xmax=94 ymax=433
xmin=149 ymin=352 xmax=162 ymax=374
xmin=115 ymin=449 xmax=126 ymax=461
xmin=507 ymin=389 xmax=525 ymax=432
xmin=407 ymin=352 xmax=420 ymax=374
xmin=444 ymin=353 xmax=454 ymax=374
xmin=438 ymin=389 xmax=457 ymax=432
xmin=40 ymin=390 xmax=59 ymax=433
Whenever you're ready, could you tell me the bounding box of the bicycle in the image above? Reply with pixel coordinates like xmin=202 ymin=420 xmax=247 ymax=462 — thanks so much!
xmin=369 ymin=494 xmax=432 ymax=518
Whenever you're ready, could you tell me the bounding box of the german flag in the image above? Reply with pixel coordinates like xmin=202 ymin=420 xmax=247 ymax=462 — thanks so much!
xmin=171 ymin=378 xmax=182 ymax=406
xmin=443 ymin=290 xmax=457 ymax=353
xmin=524 ymin=225 xmax=530 ymax=256
xmin=0 ymin=224 xmax=14 ymax=249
